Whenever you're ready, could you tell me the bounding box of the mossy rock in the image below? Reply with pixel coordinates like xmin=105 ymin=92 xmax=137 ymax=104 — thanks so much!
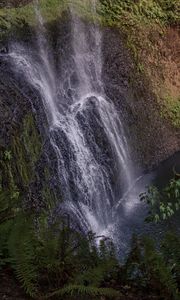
xmin=10 ymin=113 xmax=42 ymax=187
xmin=22 ymin=114 xmax=42 ymax=166
xmin=0 ymin=1 xmax=33 ymax=9
xmin=161 ymin=95 xmax=180 ymax=128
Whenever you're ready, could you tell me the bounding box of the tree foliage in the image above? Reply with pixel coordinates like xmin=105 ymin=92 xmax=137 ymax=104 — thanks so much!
xmin=140 ymin=178 xmax=180 ymax=222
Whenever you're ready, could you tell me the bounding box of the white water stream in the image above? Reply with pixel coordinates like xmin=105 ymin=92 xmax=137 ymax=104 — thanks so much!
xmin=8 ymin=0 xmax=146 ymax=244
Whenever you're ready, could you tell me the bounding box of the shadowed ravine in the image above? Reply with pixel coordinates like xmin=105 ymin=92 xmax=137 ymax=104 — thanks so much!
xmin=8 ymin=0 xmax=149 ymax=247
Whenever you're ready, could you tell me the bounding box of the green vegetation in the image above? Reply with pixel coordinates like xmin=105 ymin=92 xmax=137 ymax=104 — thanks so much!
xmin=10 ymin=114 xmax=42 ymax=186
xmin=0 ymin=0 xmax=179 ymax=36
xmin=0 ymin=1 xmax=180 ymax=299
xmin=140 ymin=178 xmax=180 ymax=222
xmin=1 ymin=207 xmax=180 ymax=299
xmin=0 ymin=149 xmax=180 ymax=299
xmin=98 ymin=0 xmax=180 ymax=27
xmin=162 ymin=95 xmax=180 ymax=128
xmin=124 ymin=234 xmax=180 ymax=300
xmin=22 ymin=114 xmax=42 ymax=166
xmin=0 ymin=185 xmax=120 ymax=299
xmin=0 ymin=0 xmax=66 ymax=25
xmin=0 ymin=0 xmax=67 ymax=42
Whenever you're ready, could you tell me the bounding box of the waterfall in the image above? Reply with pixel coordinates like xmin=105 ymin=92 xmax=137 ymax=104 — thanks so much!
xmin=8 ymin=0 xmax=135 ymax=237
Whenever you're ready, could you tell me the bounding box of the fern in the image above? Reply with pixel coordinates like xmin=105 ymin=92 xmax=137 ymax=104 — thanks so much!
xmin=0 ymin=219 xmax=13 ymax=269
xmin=75 ymin=259 xmax=117 ymax=288
xmin=7 ymin=215 xmax=38 ymax=298
xmin=45 ymin=284 xmax=121 ymax=299
xmin=142 ymin=237 xmax=179 ymax=299
xmin=124 ymin=236 xmax=179 ymax=300
xmin=161 ymin=232 xmax=180 ymax=285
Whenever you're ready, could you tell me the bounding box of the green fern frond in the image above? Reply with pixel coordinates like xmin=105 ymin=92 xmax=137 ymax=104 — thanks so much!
xmin=46 ymin=284 xmax=121 ymax=299
xmin=7 ymin=215 xmax=38 ymax=298
xmin=0 ymin=219 xmax=14 ymax=268
xmin=142 ymin=237 xmax=179 ymax=299
xmin=75 ymin=260 xmax=117 ymax=287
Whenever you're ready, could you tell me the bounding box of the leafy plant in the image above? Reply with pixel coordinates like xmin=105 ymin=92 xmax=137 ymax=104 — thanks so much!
xmin=46 ymin=284 xmax=121 ymax=299
xmin=140 ymin=178 xmax=180 ymax=222
xmin=0 ymin=208 xmax=119 ymax=299
xmin=162 ymin=96 xmax=180 ymax=128
xmin=4 ymin=150 xmax=12 ymax=161
xmin=99 ymin=0 xmax=180 ymax=26
xmin=124 ymin=236 xmax=180 ymax=300
xmin=161 ymin=232 xmax=180 ymax=286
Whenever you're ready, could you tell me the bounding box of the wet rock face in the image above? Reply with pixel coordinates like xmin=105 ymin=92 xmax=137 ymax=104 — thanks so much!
xmin=0 ymin=16 xmax=71 ymax=210
xmin=0 ymin=53 xmax=59 ymax=210
xmin=102 ymin=27 xmax=180 ymax=170
xmin=0 ymin=59 xmax=30 ymax=145
xmin=0 ymin=14 xmax=179 ymax=211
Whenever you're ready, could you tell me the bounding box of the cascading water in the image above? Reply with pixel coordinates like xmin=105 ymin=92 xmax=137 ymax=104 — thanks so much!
xmin=8 ymin=0 xmax=138 ymax=241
